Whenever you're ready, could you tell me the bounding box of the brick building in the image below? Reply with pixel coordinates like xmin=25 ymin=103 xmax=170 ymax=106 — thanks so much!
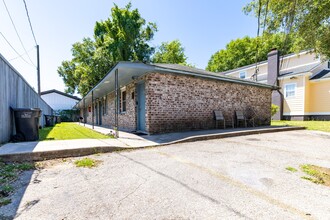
xmin=75 ymin=62 xmax=275 ymax=134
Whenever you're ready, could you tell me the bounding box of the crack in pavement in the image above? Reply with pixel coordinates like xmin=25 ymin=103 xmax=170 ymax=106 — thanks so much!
xmin=109 ymin=179 xmax=147 ymax=219
xmin=116 ymin=152 xmax=250 ymax=219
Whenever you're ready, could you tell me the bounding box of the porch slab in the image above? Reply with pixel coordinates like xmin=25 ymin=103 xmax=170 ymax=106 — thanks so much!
xmin=0 ymin=125 xmax=304 ymax=162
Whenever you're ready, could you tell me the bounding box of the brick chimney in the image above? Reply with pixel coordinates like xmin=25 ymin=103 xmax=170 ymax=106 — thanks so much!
xmin=267 ymin=48 xmax=283 ymax=120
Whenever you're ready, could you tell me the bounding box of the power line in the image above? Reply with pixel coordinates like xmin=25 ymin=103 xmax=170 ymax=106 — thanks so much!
xmin=9 ymin=46 xmax=35 ymax=62
xmin=252 ymin=0 xmax=263 ymax=81
xmin=2 ymin=0 xmax=36 ymax=67
xmin=22 ymin=0 xmax=37 ymax=45
xmin=0 ymin=32 xmax=36 ymax=67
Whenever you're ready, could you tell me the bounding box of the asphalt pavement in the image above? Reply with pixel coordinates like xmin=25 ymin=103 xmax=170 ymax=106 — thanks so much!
xmin=1 ymin=130 xmax=329 ymax=219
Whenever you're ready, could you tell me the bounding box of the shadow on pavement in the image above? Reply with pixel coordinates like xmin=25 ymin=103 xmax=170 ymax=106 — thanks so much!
xmin=0 ymin=166 xmax=36 ymax=219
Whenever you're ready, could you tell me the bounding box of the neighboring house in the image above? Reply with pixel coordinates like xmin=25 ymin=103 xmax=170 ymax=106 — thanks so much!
xmin=222 ymin=50 xmax=330 ymax=120
xmin=41 ymin=89 xmax=81 ymax=111
xmin=75 ymin=62 xmax=275 ymax=134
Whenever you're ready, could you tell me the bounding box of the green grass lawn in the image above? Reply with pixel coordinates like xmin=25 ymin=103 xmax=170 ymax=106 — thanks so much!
xmin=271 ymin=120 xmax=330 ymax=133
xmin=39 ymin=122 xmax=110 ymax=141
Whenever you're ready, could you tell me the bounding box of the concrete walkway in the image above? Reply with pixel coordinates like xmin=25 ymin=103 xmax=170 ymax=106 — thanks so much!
xmin=0 ymin=123 xmax=304 ymax=161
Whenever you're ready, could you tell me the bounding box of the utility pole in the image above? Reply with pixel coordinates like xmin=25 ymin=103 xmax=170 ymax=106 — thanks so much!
xmin=37 ymin=45 xmax=41 ymax=95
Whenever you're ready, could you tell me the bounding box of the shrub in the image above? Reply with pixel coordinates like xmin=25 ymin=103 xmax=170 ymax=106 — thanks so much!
xmin=271 ymin=104 xmax=279 ymax=117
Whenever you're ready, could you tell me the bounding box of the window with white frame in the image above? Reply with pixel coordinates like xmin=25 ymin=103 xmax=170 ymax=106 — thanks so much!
xmin=120 ymin=88 xmax=127 ymax=113
xmin=239 ymin=71 xmax=246 ymax=79
xmin=285 ymin=83 xmax=296 ymax=98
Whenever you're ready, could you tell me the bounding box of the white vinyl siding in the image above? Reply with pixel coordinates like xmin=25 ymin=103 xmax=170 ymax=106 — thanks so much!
xmin=282 ymin=77 xmax=304 ymax=115
xmin=41 ymin=93 xmax=79 ymax=110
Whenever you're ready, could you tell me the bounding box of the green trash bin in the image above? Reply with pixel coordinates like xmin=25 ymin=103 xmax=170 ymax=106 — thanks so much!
xmin=12 ymin=108 xmax=41 ymax=142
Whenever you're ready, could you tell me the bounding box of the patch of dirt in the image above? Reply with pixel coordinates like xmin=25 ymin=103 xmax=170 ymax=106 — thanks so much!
xmin=301 ymin=164 xmax=330 ymax=187
xmin=35 ymin=158 xmax=73 ymax=169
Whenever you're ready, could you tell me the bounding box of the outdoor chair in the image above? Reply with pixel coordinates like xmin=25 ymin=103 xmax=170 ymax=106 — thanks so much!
xmin=213 ymin=110 xmax=226 ymax=128
xmin=244 ymin=107 xmax=256 ymax=127
xmin=235 ymin=110 xmax=247 ymax=128
xmin=213 ymin=110 xmax=226 ymax=129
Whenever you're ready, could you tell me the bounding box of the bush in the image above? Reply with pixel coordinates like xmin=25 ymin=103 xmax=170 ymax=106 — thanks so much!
xmin=54 ymin=109 xmax=80 ymax=122
xmin=271 ymin=104 xmax=279 ymax=117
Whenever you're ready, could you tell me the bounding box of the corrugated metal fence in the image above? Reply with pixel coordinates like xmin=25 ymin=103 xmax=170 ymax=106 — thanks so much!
xmin=0 ymin=53 xmax=53 ymax=144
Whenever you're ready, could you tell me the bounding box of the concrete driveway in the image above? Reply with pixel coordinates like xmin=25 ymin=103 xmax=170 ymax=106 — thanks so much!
xmin=1 ymin=130 xmax=330 ymax=219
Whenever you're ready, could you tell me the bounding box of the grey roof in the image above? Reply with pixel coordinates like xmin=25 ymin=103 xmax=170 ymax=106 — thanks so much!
xmin=76 ymin=62 xmax=277 ymax=109
xmin=150 ymin=63 xmax=275 ymax=88
xmin=41 ymin=89 xmax=81 ymax=101
xmin=152 ymin=63 xmax=224 ymax=77
xmin=310 ymin=69 xmax=330 ymax=80
xmin=279 ymin=63 xmax=321 ymax=78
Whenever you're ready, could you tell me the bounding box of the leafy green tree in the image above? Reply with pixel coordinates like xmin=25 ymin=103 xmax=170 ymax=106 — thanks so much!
xmin=206 ymin=33 xmax=294 ymax=72
xmin=244 ymin=0 xmax=330 ymax=59
xmin=94 ymin=2 xmax=157 ymax=62
xmin=152 ymin=40 xmax=187 ymax=65
xmin=58 ymin=3 xmax=157 ymax=96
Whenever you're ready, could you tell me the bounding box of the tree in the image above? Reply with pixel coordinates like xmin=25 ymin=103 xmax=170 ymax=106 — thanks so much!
xmin=58 ymin=3 xmax=157 ymax=96
xmin=206 ymin=33 xmax=294 ymax=72
xmin=152 ymin=40 xmax=187 ymax=65
xmin=94 ymin=2 xmax=157 ymax=62
xmin=244 ymin=0 xmax=330 ymax=59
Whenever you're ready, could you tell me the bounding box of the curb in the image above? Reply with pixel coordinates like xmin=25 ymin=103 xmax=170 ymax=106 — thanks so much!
xmin=161 ymin=126 xmax=306 ymax=145
xmin=0 ymin=146 xmax=134 ymax=162
xmin=0 ymin=126 xmax=305 ymax=162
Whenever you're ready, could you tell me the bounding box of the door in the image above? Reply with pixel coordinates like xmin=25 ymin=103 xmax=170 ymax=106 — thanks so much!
xmin=98 ymin=100 xmax=102 ymax=125
xmin=136 ymin=82 xmax=146 ymax=131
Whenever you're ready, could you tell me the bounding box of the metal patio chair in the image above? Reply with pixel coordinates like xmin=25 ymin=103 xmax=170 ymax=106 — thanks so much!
xmin=214 ymin=110 xmax=226 ymax=129
xmin=235 ymin=110 xmax=247 ymax=128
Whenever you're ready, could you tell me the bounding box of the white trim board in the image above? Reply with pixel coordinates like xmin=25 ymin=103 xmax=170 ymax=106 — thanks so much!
xmin=280 ymin=61 xmax=320 ymax=72
xmin=284 ymin=112 xmax=330 ymax=116
xmin=278 ymin=72 xmax=310 ymax=80
xmin=305 ymin=112 xmax=330 ymax=115
xmin=310 ymin=78 xmax=330 ymax=83
xmin=283 ymin=112 xmax=304 ymax=116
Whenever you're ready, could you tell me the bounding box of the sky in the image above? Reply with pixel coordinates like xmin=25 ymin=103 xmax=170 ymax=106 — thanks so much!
xmin=0 ymin=0 xmax=258 ymax=97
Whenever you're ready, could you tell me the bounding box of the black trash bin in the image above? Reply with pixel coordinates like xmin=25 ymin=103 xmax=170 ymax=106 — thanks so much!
xmin=12 ymin=108 xmax=41 ymax=142
xmin=44 ymin=115 xmax=55 ymax=127
xmin=54 ymin=115 xmax=61 ymax=124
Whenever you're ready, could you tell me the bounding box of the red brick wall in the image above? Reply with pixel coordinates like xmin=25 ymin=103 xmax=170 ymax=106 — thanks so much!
xmin=80 ymin=82 xmax=137 ymax=132
xmin=80 ymin=72 xmax=272 ymax=134
xmin=101 ymin=83 xmax=136 ymax=131
xmin=144 ymin=72 xmax=272 ymax=134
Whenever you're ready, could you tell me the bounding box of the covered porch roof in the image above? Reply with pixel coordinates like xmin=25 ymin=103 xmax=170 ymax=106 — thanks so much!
xmin=76 ymin=62 xmax=277 ymax=109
